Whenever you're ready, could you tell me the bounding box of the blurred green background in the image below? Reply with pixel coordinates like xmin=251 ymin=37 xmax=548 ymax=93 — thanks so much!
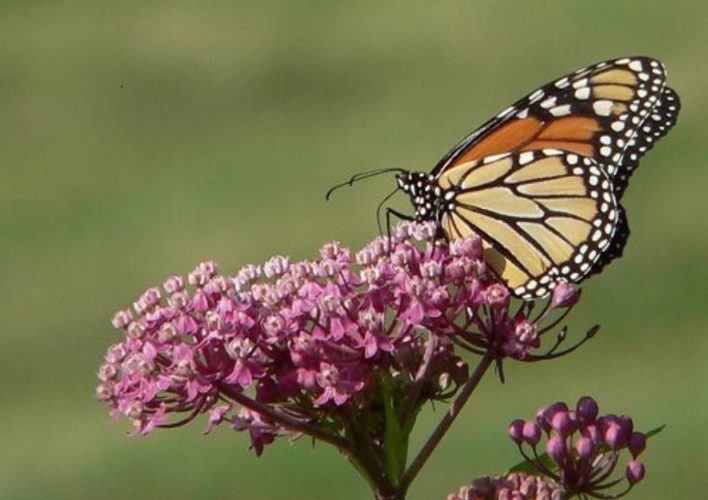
xmin=1 ymin=1 xmax=706 ymax=499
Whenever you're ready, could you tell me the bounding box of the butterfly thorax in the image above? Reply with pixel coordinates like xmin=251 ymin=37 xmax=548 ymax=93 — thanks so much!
xmin=396 ymin=171 xmax=452 ymax=222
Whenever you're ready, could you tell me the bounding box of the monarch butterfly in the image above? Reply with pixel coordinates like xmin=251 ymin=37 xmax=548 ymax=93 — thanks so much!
xmin=328 ymin=56 xmax=680 ymax=299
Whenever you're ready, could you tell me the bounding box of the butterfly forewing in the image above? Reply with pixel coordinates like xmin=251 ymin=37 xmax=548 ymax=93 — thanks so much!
xmin=612 ymin=86 xmax=681 ymax=198
xmin=439 ymin=150 xmax=618 ymax=299
xmin=432 ymin=56 xmax=675 ymax=193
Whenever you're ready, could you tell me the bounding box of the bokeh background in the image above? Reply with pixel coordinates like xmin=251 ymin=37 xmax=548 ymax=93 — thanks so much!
xmin=2 ymin=2 xmax=706 ymax=499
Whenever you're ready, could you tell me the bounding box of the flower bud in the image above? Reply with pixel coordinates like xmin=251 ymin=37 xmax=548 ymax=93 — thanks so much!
xmin=625 ymin=460 xmax=645 ymax=485
xmin=629 ymin=432 xmax=646 ymax=457
xmin=546 ymin=435 xmax=567 ymax=464
xmin=550 ymin=282 xmax=578 ymax=308
xmin=574 ymin=436 xmax=594 ymax=460
xmin=551 ymin=411 xmax=573 ymax=436
xmin=537 ymin=402 xmax=569 ymax=432
xmin=522 ymin=421 xmax=541 ymax=446
xmin=508 ymin=419 xmax=525 ymax=444
xmin=576 ymin=396 xmax=599 ymax=423
xmin=602 ymin=417 xmax=631 ymax=450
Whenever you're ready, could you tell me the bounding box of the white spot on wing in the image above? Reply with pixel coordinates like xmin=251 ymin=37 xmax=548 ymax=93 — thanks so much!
xmin=519 ymin=151 xmax=535 ymax=165
xmin=497 ymin=106 xmax=515 ymax=118
xmin=483 ymin=152 xmax=510 ymax=163
xmin=528 ymin=89 xmax=545 ymax=103
xmin=555 ymin=77 xmax=570 ymax=89
xmin=574 ymin=87 xmax=591 ymax=100
xmin=593 ymin=100 xmax=613 ymax=116
xmin=629 ymin=60 xmax=643 ymax=72
xmin=540 ymin=97 xmax=557 ymax=109
xmin=550 ymin=104 xmax=571 ymax=116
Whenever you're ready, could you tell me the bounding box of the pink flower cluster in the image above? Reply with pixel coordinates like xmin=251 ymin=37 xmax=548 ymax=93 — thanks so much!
xmin=96 ymin=222 xmax=580 ymax=455
xmin=507 ymin=397 xmax=649 ymax=498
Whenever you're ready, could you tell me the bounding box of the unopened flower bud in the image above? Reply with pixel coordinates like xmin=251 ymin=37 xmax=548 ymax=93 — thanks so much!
xmin=629 ymin=432 xmax=647 ymax=458
xmin=546 ymin=435 xmax=567 ymax=464
xmin=537 ymin=402 xmax=569 ymax=432
xmin=551 ymin=411 xmax=573 ymax=436
xmin=522 ymin=421 xmax=541 ymax=446
xmin=603 ymin=417 xmax=631 ymax=450
xmin=508 ymin=419 xmax=525 ymax=444
xmin=550 ymin=281 xmax=578 ymax=308
xmin=574 ymin=436 xmax=594 ymax=460
xmin=625 ymin=460 xmax=645 ymax=485
xmin=576 ymin=396 xmax=599 ymax=423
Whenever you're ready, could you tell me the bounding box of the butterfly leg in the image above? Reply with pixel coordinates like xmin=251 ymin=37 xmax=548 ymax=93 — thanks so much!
xmin=376 ymin=187 xmax=403 ymax=237
xmin=385 ymin=208 xmax=414 ymax=249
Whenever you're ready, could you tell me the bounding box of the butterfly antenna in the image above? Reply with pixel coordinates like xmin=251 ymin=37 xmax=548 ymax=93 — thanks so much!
xmin=325 ymin=167 xmax=405 ymax=200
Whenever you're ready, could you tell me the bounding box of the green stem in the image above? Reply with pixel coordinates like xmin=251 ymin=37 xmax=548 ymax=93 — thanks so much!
xmin=380 ymin=375 xmax=408 ymax=486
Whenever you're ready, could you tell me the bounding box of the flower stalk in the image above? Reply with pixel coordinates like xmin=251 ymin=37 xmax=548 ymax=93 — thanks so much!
xmin=398 ymin=353 xmax=493 ymax=497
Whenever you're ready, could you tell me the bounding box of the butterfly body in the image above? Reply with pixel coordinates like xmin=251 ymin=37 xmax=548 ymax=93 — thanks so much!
xmin=395 ymin=56 xmax=679 ymax=299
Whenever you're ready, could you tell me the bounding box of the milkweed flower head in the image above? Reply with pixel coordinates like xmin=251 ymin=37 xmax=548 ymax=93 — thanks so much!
xmin=96 ymin=222 xmax=586 ymax=456
xmin=503 ymin=396 xmax=650 ymax=498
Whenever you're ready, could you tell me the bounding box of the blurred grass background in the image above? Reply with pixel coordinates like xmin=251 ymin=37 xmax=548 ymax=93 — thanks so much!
xmin=1 ymin=1 xmax=706 ymax=499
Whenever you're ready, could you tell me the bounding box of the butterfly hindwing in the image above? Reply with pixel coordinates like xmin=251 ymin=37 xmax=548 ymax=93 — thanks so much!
xmin=439 ymin=150 xmax=619 ymax=299
xmin=584 ymin=204 xmax=629 ymax=279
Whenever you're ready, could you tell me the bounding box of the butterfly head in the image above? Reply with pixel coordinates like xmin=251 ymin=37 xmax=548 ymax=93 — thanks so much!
xmin=396 ymin=171 xmax=441 ymax=222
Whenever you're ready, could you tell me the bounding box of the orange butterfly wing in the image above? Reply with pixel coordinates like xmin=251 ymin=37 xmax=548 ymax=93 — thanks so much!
xmin=432 ymin=56 xmax=678 ymax=196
